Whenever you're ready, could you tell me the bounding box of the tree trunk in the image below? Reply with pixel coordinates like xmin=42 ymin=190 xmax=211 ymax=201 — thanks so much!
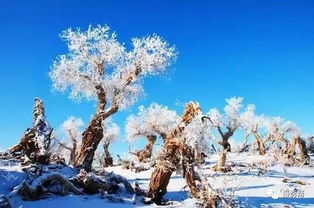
xmin=146 ymin=138 xmax=181 ymax=202
xmin=69 ymin=146 xmax=77 ymax=166
xmin=134 ymin=135 xmax=157 ymax=162
xmin=74 ymin=114 xmax=104 ymax=171
xmin=288 ymin=137 xmax=310 ymax=164
xmin=195 ymin=150 xmax=206 ymax=164
xmin=218 ymin=136 xmax=231 ymax=152
xmin=66 ymin=129 xmax=77 ymax=166
xmin=74 ymin=79 xmax=118 ymax=172
xmin=182 ymin=145 xmax=201 ymax=198
xmin=257 ymin=139 xmax=266 ymax=155
xmin=214 ymin=137 xmax=232 ymax=171
xmin=103 ymin=142 xmax=113 ymax=167
xmin=146 ymin=102 xmax=202 ymax=204
xmin=253 ymin=132 xmax=266 ymax=155
xmin=217 ymin=149 xmax=227 ymax=171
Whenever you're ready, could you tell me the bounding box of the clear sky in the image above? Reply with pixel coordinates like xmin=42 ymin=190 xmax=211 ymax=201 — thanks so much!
xmin=0 ymin=0 xmax=314 ymax=156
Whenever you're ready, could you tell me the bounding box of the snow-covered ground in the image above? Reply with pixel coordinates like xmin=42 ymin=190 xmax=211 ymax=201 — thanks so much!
xmin=1 ymin=153 xmax=314 ymax=208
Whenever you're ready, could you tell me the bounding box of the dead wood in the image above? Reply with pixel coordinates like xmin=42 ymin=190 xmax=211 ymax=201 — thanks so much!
xmin=69 ymin=170 xmax=134 ymax=195
xmin=287 ymin=137 xmax=310 ymax=165
xmin=146 ymin=102 xmax=200 ymax=203
xmin=253 ymin=132 xmax=266 ymax=155
xmin=10 ymin=98 xmax=53 ymax=164
xmin=19 ymin=173 xmax=82 ymax=200
xmin=146 ymin=102 xmax=219 ymax=207
xmin=132 ymin=135 xmax=157 ymax=162
xmin=102 ymin=142 xmax=113 ymax=167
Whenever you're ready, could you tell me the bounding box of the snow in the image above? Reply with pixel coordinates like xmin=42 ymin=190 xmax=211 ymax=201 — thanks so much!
xmin=1 ymin=153 xmax=313 ymax=208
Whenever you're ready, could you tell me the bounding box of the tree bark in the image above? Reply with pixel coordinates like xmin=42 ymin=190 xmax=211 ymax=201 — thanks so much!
xmin=74 ymin=106 xmax=118 ymax=171
xmin=74 ymin=114 xmax=104 ymax=171
xmin=182 ymin=144 xmax=201 ymax=198
xmin=146 ymin=139 xmax=179 ymax=203
xmin=74 ymin=64 xmax=143 ymax=171
xmin=217 ymin=149 xmax=227 ymax=171
xmin=253 ymin=132 xmax=266 ymax=155
xmin=212 ymin=126 xmax=234 ymax=172
xmin=102 ymin=142 xmax=113 ymax=167
xmin=288 ymin=137 xmax=310 ymax=164
xmin=10 ymin=98 xmax=52 ymax=164
xmin=133 ymin=135 xmax=157 ymax=162
xmin=66 ymin=129 xmax=78 ymax=166
xmin=146 ymin=102 xmax=202 ymax=204
xmin=214 ymin=136 xmax=233 ymax=172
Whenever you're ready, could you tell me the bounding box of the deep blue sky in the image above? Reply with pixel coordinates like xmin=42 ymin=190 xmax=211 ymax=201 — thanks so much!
xmin=0 ymin=0 xmax=313 ymax=156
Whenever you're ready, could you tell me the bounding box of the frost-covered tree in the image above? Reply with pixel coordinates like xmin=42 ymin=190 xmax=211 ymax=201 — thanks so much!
xmin=147 ymin=102 xmax=217 ymax=206
xmin=102 ymin=119 xmax=119 ymax=167
xmin=264 ymin=117 xmax=309 ymax=165
xmin=49 ymin=25 xmax=176 ymax=171
xmin=240 ymin=105 xmax=269 ymax=155
xmin=265 ymin=117 xmax=299 ymax=150
xmin=59 ymin=116 xmax=84 ymax=165
xmin=204 ymin=97 xmax=251 ymax=171
xmin=126 ymin=103 xmax=179 ymax=162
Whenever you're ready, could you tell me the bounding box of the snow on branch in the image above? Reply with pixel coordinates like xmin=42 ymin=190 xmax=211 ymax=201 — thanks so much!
xmin=62 ymin=116 xmax=84 ymax=141
xmin=49 ymin=25 xmax=177 ymax=110
xmin=125 ymin=103 xmax=179 ymax=142
xmin=102 ymin=118 xmax=120 ymax=144
xmin=206 ymin=97 xmax=246 ymax=132
xmin=266 ymin=117 xmax=300 ymax=141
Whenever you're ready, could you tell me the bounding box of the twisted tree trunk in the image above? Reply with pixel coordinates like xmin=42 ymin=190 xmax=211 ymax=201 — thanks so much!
xmin=74 ymin=105 xmax=118 ymax=171
xmin=147 ymin=138 xmax=181 ymax=203
xmin=74 ymin=114 xmax=104 ymax=171
xmin=67 ymin=129 xmax=78 ymax=166
xmin=133 ymin=135 xmax=157 ymax=162
xmin=215 ymin=135 xmax=232 ymax=172
xmin=73 ymin=81 xmax=119 ymax=171
xmin=74 ymin=64 xmax=143 ymax=171
xmin=288 ymin=137 xmax=310 ymax=164
xmin=147 ymin=102 xmax=203 ymax=204
xmin=253 ymin=132 xmax=266 ymax=155
xmin=216 ymin=149 xmax=227 ymax=171
xmin=103 ymin=142 xmax=113 ymax=167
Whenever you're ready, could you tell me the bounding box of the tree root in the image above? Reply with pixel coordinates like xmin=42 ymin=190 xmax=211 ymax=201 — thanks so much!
xmin=15 ymin=166 xmax=135 ymax=201
xmin=19 ymin=173 xmax=82 ymax=200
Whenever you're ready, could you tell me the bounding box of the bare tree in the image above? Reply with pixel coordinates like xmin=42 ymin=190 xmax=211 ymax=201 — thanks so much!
xmin=49 ymin=25 xmax=176 ymax=171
